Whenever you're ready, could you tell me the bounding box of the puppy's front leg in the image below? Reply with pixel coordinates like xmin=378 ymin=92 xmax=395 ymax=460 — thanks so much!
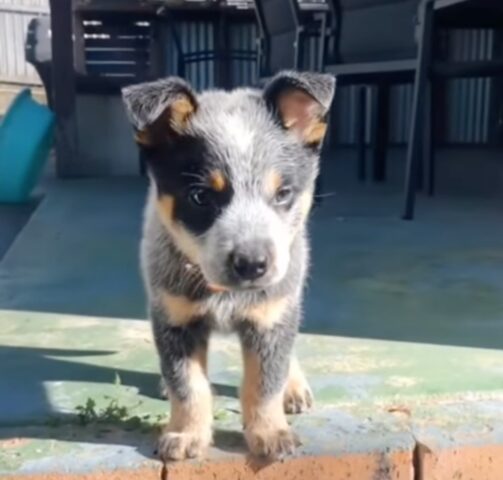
xmin=151 ymin=304 xmax=212 ymax=461
xmin=238 ymin=319 xmax=300 ymax=459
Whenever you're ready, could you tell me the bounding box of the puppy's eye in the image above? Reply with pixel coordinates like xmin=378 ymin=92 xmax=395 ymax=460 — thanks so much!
xmin=188 ymin=187 xmax=211 ymax=207
xmin=274 ymin=186 xmax=293 ymax=206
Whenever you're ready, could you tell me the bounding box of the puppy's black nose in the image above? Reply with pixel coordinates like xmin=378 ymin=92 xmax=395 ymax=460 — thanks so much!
xmin=230 ymin=251 xmax=269 ymax=281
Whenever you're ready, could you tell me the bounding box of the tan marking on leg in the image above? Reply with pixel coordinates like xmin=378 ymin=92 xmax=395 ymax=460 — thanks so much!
xmin=161 ymin=292 xmax=204 ymax=327
xmin=209 ymin=170 xmax=226 ymax=192
xmin=241 ymin=349 xmax=299 ymax=458
xmin=159 ymin=346 xmax=213 ymax=461
xmin=156 ymin=195 xmax=202 ymax=264
xmin=193 ymin=341 xmax=208 ymax=375
xmin=284 ymin=356 xmax=313 ymax=414
xmin=264 ymin=169 xmax=283 ymax=198
xmin=240 ymin=296 xmax=290 ymax=330
xmin=167 ymin=352 xmax=211 ymax=431
xmin=241 ymin=349 xmax=287 ymax=429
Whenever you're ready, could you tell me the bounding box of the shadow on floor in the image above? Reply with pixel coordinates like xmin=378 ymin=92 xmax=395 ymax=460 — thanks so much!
xmin=0 ymin=198 xmax=39 ymax=261
xmin=0 ymin=344 xmax=242 ymax=460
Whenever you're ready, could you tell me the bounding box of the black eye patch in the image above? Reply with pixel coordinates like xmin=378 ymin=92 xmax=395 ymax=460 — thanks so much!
xmin=144 ymin=136 xmax=233 ymax=236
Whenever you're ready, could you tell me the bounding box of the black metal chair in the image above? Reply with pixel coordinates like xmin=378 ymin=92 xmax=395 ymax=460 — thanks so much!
xmin=326 ymin=0 xmax=503 ymax=219
xmin=403 ymin=0 xmax=503 ymax=219
xmin=325 ymin=0 xmax=421 ymax=186
xmin=254 ymin=0 xmax=303 ymax=78
xmin=254 ymin=0 xmax=330 ymax=78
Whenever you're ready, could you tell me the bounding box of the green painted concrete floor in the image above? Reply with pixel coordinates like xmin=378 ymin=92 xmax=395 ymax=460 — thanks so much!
xmin=0 ymin=172 xmax=502 ymax=476
xmin=1 ymin=312 xmax=502 ymax=476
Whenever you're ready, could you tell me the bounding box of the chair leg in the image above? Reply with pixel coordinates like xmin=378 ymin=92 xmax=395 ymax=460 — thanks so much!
xmin=416 ymin=89 xmax=425 ymax=192
xmin=372 ymin=83 xmax=390 ymax=182
xmin=177 ymin=57 xmax=185 ymax=78
xmin=357 ymin=86 xmax=367 ymax=181
xmin=402 ymin=0 xmax=434 ymax=220
xmin=295 ymin=31 xmax=303 ymax=70
xmin=424 ymin=79 xmax=436 ymax=196
xmin=317 ymin=13 xmax=327 ymax=71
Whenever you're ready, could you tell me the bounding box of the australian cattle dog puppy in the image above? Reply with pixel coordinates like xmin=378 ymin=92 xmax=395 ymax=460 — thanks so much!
xmin=122 ymin=71 xmax=335 ymax=461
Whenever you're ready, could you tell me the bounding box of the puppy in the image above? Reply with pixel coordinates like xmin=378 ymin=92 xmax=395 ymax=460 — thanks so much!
xmin=122 ymin=71 xmax=335 ymax=461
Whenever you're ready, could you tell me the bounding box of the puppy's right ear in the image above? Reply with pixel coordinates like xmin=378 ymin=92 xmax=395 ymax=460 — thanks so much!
xmin=121 ymin=77 xmax=197 ymax=147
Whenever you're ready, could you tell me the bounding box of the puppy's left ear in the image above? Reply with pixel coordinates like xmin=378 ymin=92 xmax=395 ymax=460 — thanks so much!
xmin=264 ymin=71 xmax=336 ymax=147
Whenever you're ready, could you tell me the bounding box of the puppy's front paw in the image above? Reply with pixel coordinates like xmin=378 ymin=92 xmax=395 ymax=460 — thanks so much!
xmin=158 ymin=428 xmax=212 ymax=461
xmin=245 ymin=425 xmax=301 ymax=459
xmin=284 ymin=377 xmax=313 ymax=414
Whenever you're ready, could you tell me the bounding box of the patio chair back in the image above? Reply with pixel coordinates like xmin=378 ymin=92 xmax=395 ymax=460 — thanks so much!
xmin=254 ymin=0 xmax=301 ymax=74
xmin=331 ymin=0 xmax=420 ymax=64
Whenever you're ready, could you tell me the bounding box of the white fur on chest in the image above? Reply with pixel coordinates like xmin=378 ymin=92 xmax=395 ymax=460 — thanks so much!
xmin=203 ymin=292 xmax=250 ymax=332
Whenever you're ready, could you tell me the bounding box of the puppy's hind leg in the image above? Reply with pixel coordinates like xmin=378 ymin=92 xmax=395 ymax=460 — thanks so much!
xmin=284 ymin=355 xmax=313 ymax=414
xmin=151 ymin=305 xmax=212 ymax=461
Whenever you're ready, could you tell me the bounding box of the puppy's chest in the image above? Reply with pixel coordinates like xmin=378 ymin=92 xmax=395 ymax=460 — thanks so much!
xmin=203 ymin=294 xmax=250 ymax=332
xmin=203 ymin=291 xmax=289 ymax=333
xmin=152 ymin=252 xmax=291 ymax=331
